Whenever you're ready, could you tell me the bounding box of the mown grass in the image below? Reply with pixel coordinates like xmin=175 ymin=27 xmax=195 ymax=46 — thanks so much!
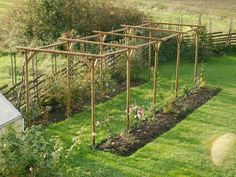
xmin=44 ymin=55 xmax=236 ymax=177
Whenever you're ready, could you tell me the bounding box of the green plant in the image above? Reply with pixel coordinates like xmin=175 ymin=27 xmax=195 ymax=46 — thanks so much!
xmin=0 ymin=126 xmax=84 ymax=177
xmin=2 ymin=0 xmax=144 ymax=47
xmin=99 ymin=113 xmax=116 ymax=138
xmin=195 ymin=60 xmax=207 ymax=88
xmin=130 ymin=103 xmax=145 ymax=127
xmin=163 ymin=95 xmax=176 ymax=113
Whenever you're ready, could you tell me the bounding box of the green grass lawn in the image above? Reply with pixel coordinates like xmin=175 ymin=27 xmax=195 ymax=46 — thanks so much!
xmin=44 ymin=55 xmax=236 ymax=177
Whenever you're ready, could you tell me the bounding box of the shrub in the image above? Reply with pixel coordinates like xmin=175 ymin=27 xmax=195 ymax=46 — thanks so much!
xmin=46 ymin=64 xmax=116 ymax=112
xmin=2 ymin=0 xmax=144 ymax=47
xmin=0 ymin=126 xmax=83 ymax=177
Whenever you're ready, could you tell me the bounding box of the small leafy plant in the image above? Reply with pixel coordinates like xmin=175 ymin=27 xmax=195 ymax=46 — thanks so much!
xmin=130 ymin=104 xmax=145 ymax=127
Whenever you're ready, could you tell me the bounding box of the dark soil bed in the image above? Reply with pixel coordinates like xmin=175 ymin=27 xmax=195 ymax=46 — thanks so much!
xmin=98 ymin=86 xmax=221 ymax=156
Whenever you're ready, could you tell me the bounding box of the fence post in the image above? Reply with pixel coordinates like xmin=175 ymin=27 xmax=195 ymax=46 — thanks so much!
xmin=25 ymin=51 xmax=30 ymax=128
xmin=228 ymin=17 xmax=233 ymax=45
xmin=208 ymin=17 xmax=213 ymax=33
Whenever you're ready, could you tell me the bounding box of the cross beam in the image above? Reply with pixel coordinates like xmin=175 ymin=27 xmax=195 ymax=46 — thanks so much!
xmin=93 ymin=30 xmax=164 ymax=41
xmin=121 ymin=25 xmax=186 ymax=34
xmin=59 ymin=38 xmax=138 ymax=49
xmin=144 ymin=21 xmax=205 ymax=28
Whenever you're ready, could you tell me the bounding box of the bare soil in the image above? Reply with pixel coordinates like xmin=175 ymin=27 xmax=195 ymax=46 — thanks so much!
xmin=98 ymin=86 xmax=221 ymax=156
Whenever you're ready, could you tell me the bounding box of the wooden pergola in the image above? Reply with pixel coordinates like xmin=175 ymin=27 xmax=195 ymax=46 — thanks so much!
xmin=16 ymin=21 xmax=204 ymax=149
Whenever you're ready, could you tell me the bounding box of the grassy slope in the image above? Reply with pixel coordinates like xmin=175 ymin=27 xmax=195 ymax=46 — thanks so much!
xmin=44 ymin=55 xmax=236 ymax=177
xmin=129 ymin=0 xmax=236 ymax=32
xmin=0 ymin=0 xmax=14 ymax=19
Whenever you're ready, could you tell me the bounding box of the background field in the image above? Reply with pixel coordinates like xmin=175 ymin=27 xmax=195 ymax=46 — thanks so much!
xmin=129 ymin=0 xmax=236 ymax=32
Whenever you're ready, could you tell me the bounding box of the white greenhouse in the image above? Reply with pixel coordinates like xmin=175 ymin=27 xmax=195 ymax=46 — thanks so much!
xmin=0 ymin=93 xmax=23 ymax=136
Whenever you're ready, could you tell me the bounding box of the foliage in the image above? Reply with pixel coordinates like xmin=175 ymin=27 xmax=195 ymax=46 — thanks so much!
xmin=195 ymin=60 xmax=207 ymax=88
xmin=130 ymin=104 xmax=145 ymax=127
xmin=0 ymin=126 xmax=84 ymax=177
xmin=98 ymin=113 xmax=116 ymax=139
xmin=2 ymin=0 xmax=144 ymax=47
xmin=182 ymin=27 xmax=210 ymax=62
xmin=112 ymin=40 xmax=148 ymax=83
xmin=46 ymin=64 xmax=116 ymax=112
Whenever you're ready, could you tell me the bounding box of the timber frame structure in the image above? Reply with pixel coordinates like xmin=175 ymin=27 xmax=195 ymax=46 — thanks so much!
xmin=16 ymin=21 xmax=204 ymax=149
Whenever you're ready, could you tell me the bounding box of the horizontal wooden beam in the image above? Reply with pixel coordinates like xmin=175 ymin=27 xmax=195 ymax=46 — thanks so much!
xmin=93 ymin=30 xmax=164 ymax=41
xmin=104 ymin=49 xmax=128 ymax=57
xmin=121 ymin=25 xmax=186 ymax=34
xmin=59 ymin=38 xmax=138 ymax=49
xmin=136 ymin=41 xmax=157 ymax=48
xmin=16 ymin=47 xmax=105 ymax=58
xmin=144 ymin=21 xmax=205 ymax=28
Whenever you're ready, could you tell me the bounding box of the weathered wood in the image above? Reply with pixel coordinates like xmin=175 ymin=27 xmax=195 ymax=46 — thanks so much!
xmin=126 ymin=49 xmax=132 ymax=130
xmin=121 ymin=25 xmax=186 ymax=34
xmin=99 ymin=34 xmax=105 ymax=99
xmin=153 ymin=42 xmax=161 ymax=105
xmin=175 ymin=35 xmax=183 ymax=97
xmin=59 ymin=38 xmax=137 ymax=49
xmin=148 ymin=27 xmax=152 ymax=81
xmin=194 ymin=30 xmax=199 ymax=84
xmin=0 ymin=84 xmax=8 ymax=92
xmin=16 ymin=47 xmax=106 ymax=58
xmin=93 ymin=30 xmax=163 ymax=41
xmin=144 ymin=21 xmax=204 ymax=28
xmin=25 ymin=52 xmax=30 ymax=128
xmin=66 ymin=44 xmax=73 ymax=117
xmin=90 ymin=58 xmax=96 ymax=149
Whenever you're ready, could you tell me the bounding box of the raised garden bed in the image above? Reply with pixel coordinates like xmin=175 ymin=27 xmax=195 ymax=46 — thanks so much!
xmin=98 ymin=86 xmax=221 ymax=156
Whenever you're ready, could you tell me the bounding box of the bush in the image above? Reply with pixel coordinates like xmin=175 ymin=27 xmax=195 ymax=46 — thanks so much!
xmin=0 ymin=126 xmax=83 ymax=177
xmin=46 ymin=63 xmax=116 ymax=111
xmin=2 ymin=0 xmax=144 ymax=47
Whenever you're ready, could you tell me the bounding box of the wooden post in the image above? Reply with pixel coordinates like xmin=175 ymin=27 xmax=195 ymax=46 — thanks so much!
xmin=90 ymin=58 xmax=96 ymax=149
xmin=148 ymin=27 xmax=152 ymax=81
xmin=25 ymin=52 xmax=30 ymax=128
xmin=54 ymin=55 xmax=57 ymax=73
xmin=126 ymin=49 xmax=132 ymax=130
xmin=10 ymin=51 xmax=14 ymax=86
xmin=99 ymin=34 xmax=105 ymax=99
xmin=194 ymin=30 xmax=199 ymax=84
xmin=208 ymin=17 xmax=213 ymax=33
xmin=175 ymin=34 xmax=183 ymax=97
xmin=198 ymin=15 xmax=202 ymax=25
xmin=228 ymin=17 xmax=233 ymax=45
xmin=153 ymin=42 xmax=161 ymax=105
xmin=14 ymin=53 xmax=17 ymax=85
xmin=35 ymin=53 xmax=39 ymax=99
xmin=51 ymin=54 xmax=55 ymax=74
xmin=66 ymin=46 xmax=72 ymax=117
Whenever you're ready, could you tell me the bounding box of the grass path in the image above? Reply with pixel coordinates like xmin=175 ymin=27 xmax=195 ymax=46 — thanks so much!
xmin=44 ymin=55 xmax=236 ymax=177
